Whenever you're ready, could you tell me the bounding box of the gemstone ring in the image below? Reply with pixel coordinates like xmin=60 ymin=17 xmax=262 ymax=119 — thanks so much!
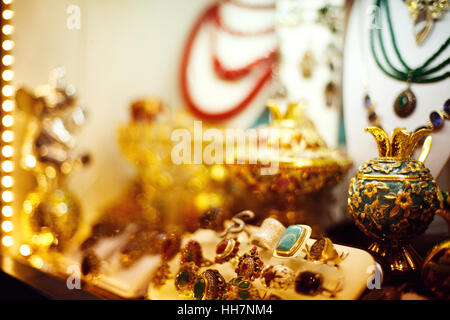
xmin=215 ymin=238 xmax=240 ymax=264
xmin=193 ymin=269 xmax=227 ymax=300
xmin=273 ymin=224 xmax=312 ymax=258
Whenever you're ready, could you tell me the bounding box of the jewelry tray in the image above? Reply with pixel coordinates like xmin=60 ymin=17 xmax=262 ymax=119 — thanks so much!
xmin=59 ymin=224 xmax=376 ymax=300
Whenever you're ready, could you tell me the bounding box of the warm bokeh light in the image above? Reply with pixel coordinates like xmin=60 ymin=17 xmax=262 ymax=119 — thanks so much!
xmin=2 ymin=190 xmax=13 ymax=202
xmin=20 ymin=245 xmax=31 ymax=257
xmin=2 ymin=160 xmax=14 ymax=172
xmin=2 ymin=130 xmax=14 ymax=142
xmin=2 ymin=99 xmax=14 ymax=111
xmin=2 ymin=24 xmax=13 ymax=35
xmin=25 ymin=154 xmax=37 ymax=168
xmin=2 ymin=205 xmax=12 ymax=218
xmin=2 ymin=84 xmax=14 ymax=96
xmin=30 ymin=256 xmax=44 ymax=269
xmin=2 ymin=70 xmax=14 ymax=81
xmin=2 ymin=221 xmax=13 ymax=232
xmin=1 ymin=175 xmax=13 ymax=188
xmin=2 ymin=145 xmax=13 ymax=157
xmin=2 ymin=39 xmax=14 ymax=51
xmin=2 ymin=9 xmax=14 ymax=20
xmin=2 ymin=54 xmax=14 ymax=66
xmin=2 ymin=236 xmax=13 ymax=247
xmin=2 ymin=114 xmax=13 ymax=127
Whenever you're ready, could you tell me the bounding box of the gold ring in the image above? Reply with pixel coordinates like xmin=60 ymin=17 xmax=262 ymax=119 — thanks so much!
xmin=307 ymin=237 xmax=347 ymax=265
xmin=215 ymin=238 xmax=240 ymax=264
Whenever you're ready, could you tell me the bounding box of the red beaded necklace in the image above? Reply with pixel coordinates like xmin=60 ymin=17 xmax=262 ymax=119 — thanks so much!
xmin=180 ymin=3 xmax=277 ymax=121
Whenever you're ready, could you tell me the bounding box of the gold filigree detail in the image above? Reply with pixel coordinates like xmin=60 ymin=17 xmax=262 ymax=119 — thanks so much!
xmin=371 ymin=162 xmax=402 ymax=174
xmin=365 ymin=127 xmax=432 ymax=159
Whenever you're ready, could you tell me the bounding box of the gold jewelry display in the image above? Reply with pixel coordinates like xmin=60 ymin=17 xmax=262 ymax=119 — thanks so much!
xmin=250 ymin=218 xmax=286 ymax=250
xmin=358 ymin=2 xmax=450 ymax=131
xmin=403 ymin=0 xmax=449 ymax=45
xmin=371 ymin=0 xmax=450 ymax=119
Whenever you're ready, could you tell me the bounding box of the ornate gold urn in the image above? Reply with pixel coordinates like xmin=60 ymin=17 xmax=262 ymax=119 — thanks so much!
xmin=348 ymin=127 xmax=442 ymax=273
xmin=229 ymin=100 xmax=352 ymax=195
xmin=227 ymin=100 xmax=352 ymax=230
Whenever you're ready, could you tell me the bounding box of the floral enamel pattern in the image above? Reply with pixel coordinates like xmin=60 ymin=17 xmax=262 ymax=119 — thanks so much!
xmin=349 ymin=159 xmax=440 ymax=242
xmin=349 ymin=168 xmax=438 ymax=241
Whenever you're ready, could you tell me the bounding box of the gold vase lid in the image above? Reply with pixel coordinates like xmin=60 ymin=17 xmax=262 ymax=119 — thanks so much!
xmin=365 ymin=127 xmax=432 ymax=161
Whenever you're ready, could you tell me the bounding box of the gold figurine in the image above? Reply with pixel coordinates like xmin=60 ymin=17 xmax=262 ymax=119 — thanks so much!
xmin=16 ymin=68 xmax=89 ymax=253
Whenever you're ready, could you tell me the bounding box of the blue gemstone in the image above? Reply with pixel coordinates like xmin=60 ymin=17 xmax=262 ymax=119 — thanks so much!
xmin=364 ymin=95 xmax=372 ymax=108
xmin=276 ymin=225 xmax=304 ymax=252
xmin=444 ymin=99 xmax=450 ymax=116
xmin=430 ymin=111 xmax=443 ymax=128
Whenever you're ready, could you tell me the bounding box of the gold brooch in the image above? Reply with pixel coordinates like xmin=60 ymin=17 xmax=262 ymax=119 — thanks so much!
xmin=235 ymin=247 xmax=264 ymax=281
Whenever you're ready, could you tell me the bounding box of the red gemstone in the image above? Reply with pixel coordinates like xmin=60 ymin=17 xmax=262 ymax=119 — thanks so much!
xmin=216 ymin=240 xmax=228 ymax=255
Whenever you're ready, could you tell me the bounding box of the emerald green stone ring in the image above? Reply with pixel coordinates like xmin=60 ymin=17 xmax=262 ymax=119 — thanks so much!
xmin=193 ymin=269 xmax=227 ymax=300
xmin=274 ymin=224 xmax=312 ymax=258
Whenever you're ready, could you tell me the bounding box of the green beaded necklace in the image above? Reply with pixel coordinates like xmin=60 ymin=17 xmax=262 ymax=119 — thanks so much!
xmin=370 ymin=0 xmax=450 ymax=118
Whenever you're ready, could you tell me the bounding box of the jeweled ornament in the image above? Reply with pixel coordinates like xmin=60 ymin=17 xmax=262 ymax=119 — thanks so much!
xmin=394 ymin=88 xmax=416 ymax=118
xmin=236 ymin=247 xmax=264 ymax=280
xmin=175 ymin=261 xmax=199 ymax=295
xmin=193 ymin=269 xmax=227 ymax=300
xmin=224 ymin=277 xmax=260 ymax=300
xmin=180 ymin=240 xmax=205 ymax=267
xmin=348 ymin=127 xmax=442 ymax=273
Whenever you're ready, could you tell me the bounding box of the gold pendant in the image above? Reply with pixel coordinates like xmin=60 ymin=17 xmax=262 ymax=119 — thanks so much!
xmin=394 ymin=87 xmax=416 ymax=118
